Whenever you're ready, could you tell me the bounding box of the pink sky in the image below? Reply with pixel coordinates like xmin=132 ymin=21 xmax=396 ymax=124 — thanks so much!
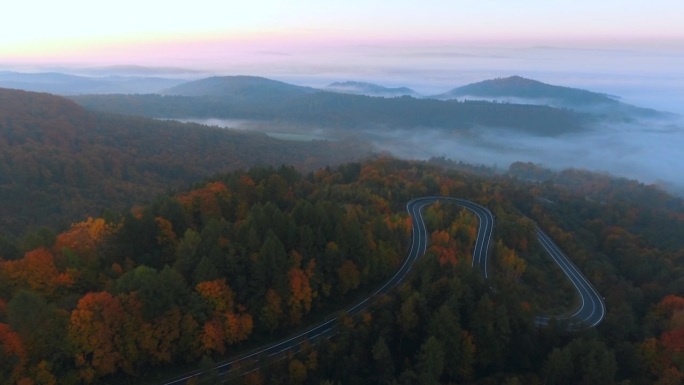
xmin=2 ymin=0 xmax=683 ymax=67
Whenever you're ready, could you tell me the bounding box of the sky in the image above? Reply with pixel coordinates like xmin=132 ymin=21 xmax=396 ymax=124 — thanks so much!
xmin=3 ymin=0 xmax=683 ymax=65
xmin=4 ymin=1 xmax=683 ymax=104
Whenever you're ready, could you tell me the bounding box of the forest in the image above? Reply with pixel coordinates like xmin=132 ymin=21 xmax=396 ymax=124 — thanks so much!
xmin=69 ymin=89 xmax=588 ymax=136
xmin=0 ymin=88 xmax=370 ymax=236
xmin=1 ymin=157 xmax=683 ymax=384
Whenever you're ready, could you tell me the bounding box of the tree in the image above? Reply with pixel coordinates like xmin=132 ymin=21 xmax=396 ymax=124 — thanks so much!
xmin=371 ymin=336 xmax=395 ymax=384
xmin=336 ymin=260 xmax=360 ymax=297
xmin=397 ymin=293 xmax=419 ymax=346
xmin=54 ymin=217 xmax=111 ymax=261
xmin=0 ymin=323 xmax=28 ymax=384
xmin=0 ymin=248 xmax=73 ymax=297
xmin=7 ymin=290 xmax=69 ymax=364
xmin=195 ymin=279 xmax=253 ymax=354
xmin=495 ymin=239 xmax=526 ymax=283
xmin=416 ymin=336 xmax=445 ymax=385
xmin=173 ymin=228 xmax=202 ymax=279
xmin=139 ymin=306 xmax=183 ymax=364
xmin=69 ymin=292 xmax=125 ymax=382
xmin=260 ymin=289 xmax=283 ymax=332
xmin=287 ymin=266 xmax=312 ymax=325
xmin=428 ymin=305 xmax=464 ymax=381
xmin=195 ymin=279 xmax=235 ymax=314
xmin=288 ymin=359 xmax=307 ymax=385
xmin=113 ymin=265 xmax=188 ymax=320
xmin=541 ymin=338 xmax=616 ymax=385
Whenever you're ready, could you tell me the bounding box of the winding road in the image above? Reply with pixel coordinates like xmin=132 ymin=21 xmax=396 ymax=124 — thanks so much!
xmin=533 ymin=227 xmax=606 ymax=329
xmin=162 ymin=197 xmax=604 ymax=384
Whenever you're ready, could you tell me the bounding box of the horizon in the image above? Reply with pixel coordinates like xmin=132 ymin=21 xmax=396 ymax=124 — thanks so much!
xmin=2 ymin=0 xmax=683 ymax=191
xmin=3 ymin=1 xmax=684 ymax=112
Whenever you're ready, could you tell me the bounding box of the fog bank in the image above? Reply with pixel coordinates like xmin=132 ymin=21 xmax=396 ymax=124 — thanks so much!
xmin=367 ymin=119 xmax=684 ymax=193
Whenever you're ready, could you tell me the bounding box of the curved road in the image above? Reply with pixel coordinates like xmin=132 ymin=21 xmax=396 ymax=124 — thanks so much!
xmin=408 ymin=197 xmax=604 ymax=329
xmin=533 ymin=227 xmax=606 ymax=329
xmin=162 ymin=197 xmax=604 ymax=384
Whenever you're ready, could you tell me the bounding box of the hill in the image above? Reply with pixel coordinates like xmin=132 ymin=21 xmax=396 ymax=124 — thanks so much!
xmin=325 ymin=81 xmax=421 ymax=97
xmin=0 ymin=71 xmax=184 ymax=95
xmin=161 ymin=75 xmax=318 ymax=98
xmin=72 ymin=76 xmax=588 ymax=136
xmin=0 ymin=88 xmax=370 ymax=236
xmin=433 ymin=75 xmax=666 ymax=120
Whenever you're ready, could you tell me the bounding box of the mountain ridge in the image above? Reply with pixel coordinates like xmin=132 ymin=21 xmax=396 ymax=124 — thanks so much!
xmin=160 ymin=75 xmax=318 ymax=98
xmin=72 ymin=75 xmax=589 ymax=136
xmin=0 ymin=71 xmax=184 ymax=95
xmin=325 ymin=81 xmax=421 ymax=97
xmin=0 ymin=87 xmax=369 ymax=234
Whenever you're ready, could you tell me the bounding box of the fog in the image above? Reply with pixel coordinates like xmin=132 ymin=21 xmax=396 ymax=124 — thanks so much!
xmin=246 ymin=43 xmax=683 ymax=192
xmin=175 ymin=114 xmax=684 ymax=193
xmin=366 ymin=117 xmax=684 ymax=193
xmin=250 ymin=44 xmax=684 ymax=115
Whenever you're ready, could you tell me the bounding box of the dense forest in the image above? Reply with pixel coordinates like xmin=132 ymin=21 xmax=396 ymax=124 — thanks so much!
xmin=70 ymin=87 xmax=588 ymax=136
xmin=0 ymin=88 xmax=370 ymax=235
xmin=1 ymin=158 xmax=683 ymax=384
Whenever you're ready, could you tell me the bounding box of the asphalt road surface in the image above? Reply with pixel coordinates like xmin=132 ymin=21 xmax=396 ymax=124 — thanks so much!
xmin=533 ymin=227 xmax=606 ymax=330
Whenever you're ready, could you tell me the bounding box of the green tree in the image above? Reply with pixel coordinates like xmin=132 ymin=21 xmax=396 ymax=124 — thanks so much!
xmin=7 ymin=290 xmax=69 ymax=365
xmin=542 ymin=338 xmax=616 ymax=385
xmin=416 ymin=336 xmax=445 ymax=385
xmin=173 ymin=228 xmax=202 ymax=279
xmin=371 ymin=336 xmax=395 ymax=384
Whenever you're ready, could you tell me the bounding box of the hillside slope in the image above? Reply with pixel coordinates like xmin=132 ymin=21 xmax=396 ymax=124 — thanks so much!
xmin=161 ymin=75 xmax=318 ymax=98
xmin=0 ymin=88 xmax=369 ymax=235
xmin=434 ymin=75 xmax=666 ymax=119
xmin=0 ymin=71 xmax=183 ymax=95
xmin=72 ymin=76 xmax=588 ymax=136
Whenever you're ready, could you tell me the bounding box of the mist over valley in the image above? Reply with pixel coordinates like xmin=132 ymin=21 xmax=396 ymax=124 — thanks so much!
xmin=58 ymin=69 xmax=682 ymax=194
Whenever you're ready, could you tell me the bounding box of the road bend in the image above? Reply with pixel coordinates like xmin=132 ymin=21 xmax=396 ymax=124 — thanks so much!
xmin=161 ymin=196 xmax=603 ymax=384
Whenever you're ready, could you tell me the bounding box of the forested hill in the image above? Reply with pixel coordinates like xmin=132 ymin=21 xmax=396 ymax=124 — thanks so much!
xmin=435 ymin=76 xmax=617 ymax=103
xmin=0 ymin=70 xmax=185 ymax=95
xmin=0 ymin=88 xmax=370 ymax=235
xmin=0 ymin=158 xmax=683 ymax=384
xmin=324 ymin=81 xmax=421 ymax=97
xmin=434 ymin=75 xmax=666 ymax=119
xmin=161 ymin=75 xmax=318 ymax=98
xmin=70 ymin=76 xmax=589 ymax=136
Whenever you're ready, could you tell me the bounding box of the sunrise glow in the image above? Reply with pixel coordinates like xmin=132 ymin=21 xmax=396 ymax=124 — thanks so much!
xmin=3 ymin=0 xmax=683 ymax=67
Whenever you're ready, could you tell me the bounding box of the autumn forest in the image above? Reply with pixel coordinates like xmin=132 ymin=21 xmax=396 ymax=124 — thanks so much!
xmin=0 ymin=88 xmax=683 ymax=385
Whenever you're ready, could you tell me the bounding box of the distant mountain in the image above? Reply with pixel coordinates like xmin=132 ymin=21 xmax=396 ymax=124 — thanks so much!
xmin=161 ymin=76 xmax=318 ymax=98
xmin=0 ymin=88 xmax=369 ymax=235
xmin=433 ymin=76 xmax=615 ymax=104
xmin=73 ymin=92 xmax=586 ymax=136
xmin=76 ymin=64 xmax=205 ymax=77
xmin=432 ymin=75 xmax=666 ymax=120
xmin=325 ymin=81 xmax=420 ymax=97
xmin=0 ymin=71 xmax=184 ymax=95
xmin=73 ymin=75 xmax=587 ymax=136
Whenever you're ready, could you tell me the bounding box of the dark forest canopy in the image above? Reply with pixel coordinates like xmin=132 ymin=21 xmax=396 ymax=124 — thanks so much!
xmin=70 ymin=86 xmax=589 ymax=136
xmin=0 ymin=157 xmax=682 ymax=384
xmin=0 ymin=88 xmax=371 ymax=235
